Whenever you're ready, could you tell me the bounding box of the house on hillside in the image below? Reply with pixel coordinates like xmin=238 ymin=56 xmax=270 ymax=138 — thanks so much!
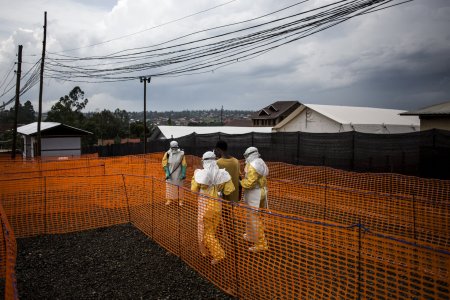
xmin=252 ymin=101 xmax=301 ymax=127
xmin=272 ymin=104 xmax=419 ymax=134
xmin=400 ymin=100 xmax=450 ymax=131
xmin=17 ymin=122 xmax=92 ymax=158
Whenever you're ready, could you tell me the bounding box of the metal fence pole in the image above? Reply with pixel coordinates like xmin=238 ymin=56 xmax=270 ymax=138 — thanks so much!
xmin=230 ymin=203 xmax=240 ymax=297
xmin=122 ymin=174 xmax=131 ymax=222
xmin=151 ymin=177 xmax=155 ymax=238
xmin=357 ymin=219 xmax=362 ymax=300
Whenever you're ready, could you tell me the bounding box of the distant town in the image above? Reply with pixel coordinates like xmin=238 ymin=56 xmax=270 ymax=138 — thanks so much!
xmin=86 ymin=109 xmax=254 ymax=127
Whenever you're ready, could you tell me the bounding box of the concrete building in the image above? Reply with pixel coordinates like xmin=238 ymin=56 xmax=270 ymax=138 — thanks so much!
xmin=17 ymin=122 xmax=92 ymax=158
xmin=272 ymin=103 xmax=419 ymax=134
xmin=400 ymin=101 xmax=450 ymax=131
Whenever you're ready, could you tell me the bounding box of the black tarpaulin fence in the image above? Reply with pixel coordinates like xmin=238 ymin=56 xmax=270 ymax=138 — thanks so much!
xmin=84 ymin=129 xmax=450 ymax=179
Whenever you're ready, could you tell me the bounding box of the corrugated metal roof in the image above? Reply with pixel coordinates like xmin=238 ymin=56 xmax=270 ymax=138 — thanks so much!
xmin=400 ymin=101 xmax=450 ymax=116
xmin=304 ymin=104 xmax=419 ymax=126
xmin=157 ymin=126 xmax=272 ymax=139
xmin=17 ymin=122 xmax=61 ymax=135
xmin=17 ymin=122 xmax=92 ymax=135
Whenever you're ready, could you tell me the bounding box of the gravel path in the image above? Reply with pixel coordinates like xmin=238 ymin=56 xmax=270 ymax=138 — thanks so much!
xmin=16 ymin=223 xmax=236 ymax=299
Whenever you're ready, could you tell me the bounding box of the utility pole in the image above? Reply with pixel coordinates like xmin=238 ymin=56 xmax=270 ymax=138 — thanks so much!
xmin=11 ymin=45 xmax=23 ymax=159
xmin=220 ymin=105 xmax=223 ymax=125
xmin=37 ymin=11 xmax=47 ymax=158
xmin=140 ymin=76 xmax=151 ymax=154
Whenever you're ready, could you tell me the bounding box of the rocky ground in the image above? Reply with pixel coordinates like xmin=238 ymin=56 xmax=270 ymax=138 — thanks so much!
xmin=14 ymin=223 xmax=235 ymax=299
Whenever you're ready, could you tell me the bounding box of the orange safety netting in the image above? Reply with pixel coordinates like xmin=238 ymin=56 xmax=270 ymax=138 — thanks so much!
xmin=0 ymin=205 xmax=18 ymax=300
xmin=0 ymin=154 xmax=449 ymax=299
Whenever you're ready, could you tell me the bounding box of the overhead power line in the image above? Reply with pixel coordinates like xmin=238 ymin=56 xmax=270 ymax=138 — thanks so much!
xmin=49 ymin=0 xmax=238 ymax=54
xmin=44 ymin=0 xmax=413 ymax=83
xmin=0 ymin=59 xmax=41 ymax=109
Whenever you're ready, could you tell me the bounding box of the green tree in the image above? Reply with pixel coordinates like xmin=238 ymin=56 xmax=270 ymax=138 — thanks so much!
xmin=21 ymin=100 xmax=36 ymax=124
xmin=46 ymin=86 xmax=88 ymax=127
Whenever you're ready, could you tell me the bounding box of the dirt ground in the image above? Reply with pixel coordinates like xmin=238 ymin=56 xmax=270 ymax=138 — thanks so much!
xmin=14 ymin=223 xmax=236 ymax=299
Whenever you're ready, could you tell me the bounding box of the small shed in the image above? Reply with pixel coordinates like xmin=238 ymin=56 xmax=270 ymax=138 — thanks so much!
xmin=400 ymin=100 xmax=450 ymax=131
xmin=272 ymin=104 xmax=419 ymax=134
xmin=17 ymin=122 xmax=92 ymax=158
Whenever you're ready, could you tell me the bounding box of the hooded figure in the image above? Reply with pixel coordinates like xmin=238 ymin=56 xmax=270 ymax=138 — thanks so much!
xmin=240 ymin=146 xmax=269 ymax=252
xmin=191 ymin=151 xmax=235 ymax=265
xmin=162 ymin=141 xmax=187 ymax=206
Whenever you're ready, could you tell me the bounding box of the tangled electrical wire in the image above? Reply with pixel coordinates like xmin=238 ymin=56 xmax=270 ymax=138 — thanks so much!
xmin=0 ymin=0 xmax=412 ymax=110
xmin=44 ymin=0 xmax=413 ymax=83
xmin=0 ymin=60 xmax=41 ymax=109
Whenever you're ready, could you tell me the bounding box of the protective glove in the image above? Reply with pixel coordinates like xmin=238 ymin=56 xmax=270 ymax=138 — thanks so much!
xmin=179 ymin=165 xmax=187 ymax=180
xmin=164 ymin=166 xmax=170 ymax=180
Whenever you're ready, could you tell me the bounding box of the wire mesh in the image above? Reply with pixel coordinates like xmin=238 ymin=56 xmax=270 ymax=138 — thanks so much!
xmin=0 ymin=154 xmax=449 ymax=299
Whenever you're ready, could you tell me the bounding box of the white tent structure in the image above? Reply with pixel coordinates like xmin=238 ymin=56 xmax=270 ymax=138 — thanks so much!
xmin=272 ymin=104 xmax=420 ymax=134
xmin=17 ymin=122 xmax=92 ymax=158
xmin=153 ymin=126 xmax=272 ymax=139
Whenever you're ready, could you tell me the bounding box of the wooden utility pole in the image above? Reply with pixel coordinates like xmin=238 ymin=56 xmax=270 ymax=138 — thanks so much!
xmin=140 ymin=76 xmax=151 ymax=154
xmin=37 ymin=11 xmax=47 ymax=158
xmin=11 ymin=45 xmax=23 ymax=159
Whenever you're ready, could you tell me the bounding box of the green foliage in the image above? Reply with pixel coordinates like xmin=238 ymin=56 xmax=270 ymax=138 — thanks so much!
xmin=46 ymin=86 xmax=88 ymax=127
xmin=0 ymin=100 xmax=36 ymax=126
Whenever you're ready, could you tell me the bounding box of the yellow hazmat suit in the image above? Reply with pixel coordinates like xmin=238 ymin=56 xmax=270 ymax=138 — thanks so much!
xmin=240 ymin=147 xmax=269 ymax=252
xmin=191 ymin=152 xmax=235 ymax=265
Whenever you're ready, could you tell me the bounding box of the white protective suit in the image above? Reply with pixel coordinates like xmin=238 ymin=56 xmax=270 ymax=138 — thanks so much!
xmin=162 ymin=141 xmax=187 ymax=205
xmin=191 ymin=151 xmax=235 ymax=264
xmin=241 ymin=147 xmax=269 ymax=252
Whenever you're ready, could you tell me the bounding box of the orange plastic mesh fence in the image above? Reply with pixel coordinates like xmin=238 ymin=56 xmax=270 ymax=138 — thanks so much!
xmin=268 ymin=180 xmax=450 ymax=248
xmin=266 ymin=161 xmax=450 ymax=203
xmin=0 ymin=205 xmax=18 ymax=300
xmin=0 ymin=155 xmax=449 ymax=299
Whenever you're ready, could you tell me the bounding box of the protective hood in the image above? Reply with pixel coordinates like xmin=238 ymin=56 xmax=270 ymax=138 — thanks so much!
xmin=194 ymin=159 xmax=231 ymax=186
xmin=248 ymin=157 xmax=269 ymax=177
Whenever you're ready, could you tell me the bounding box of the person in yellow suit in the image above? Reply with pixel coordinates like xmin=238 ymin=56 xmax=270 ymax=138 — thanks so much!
xmin=162 ymin=141 xmax=187 ymax=206
xmin=240 ymin=146 xmax=269 ymax=252
xmin=191 ymin=151 xmax=235 ymax=265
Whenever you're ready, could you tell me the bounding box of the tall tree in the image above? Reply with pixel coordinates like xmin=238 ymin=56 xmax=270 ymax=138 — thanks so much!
xmin=46 ymin=86 xmax=88 ymax=127
xmin=21 ymin=101 xmax=36 ymax=124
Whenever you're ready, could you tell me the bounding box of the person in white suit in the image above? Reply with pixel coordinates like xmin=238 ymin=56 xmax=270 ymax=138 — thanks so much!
xmin=240 ymin=147 xmax=269 ymax=252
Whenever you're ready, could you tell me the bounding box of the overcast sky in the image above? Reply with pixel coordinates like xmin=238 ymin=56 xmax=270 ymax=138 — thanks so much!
xmin=0 ymin=0 xmax=449 ymax=113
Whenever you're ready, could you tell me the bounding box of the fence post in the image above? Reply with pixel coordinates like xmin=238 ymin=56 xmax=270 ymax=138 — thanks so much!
xmin=151 ymin=177 xmax=154 ymax=238
xmin=323 ymin=177 xmax=328 ymax=221
xmin=177 ymin=186 xmax=182 ymax=258
xmin=296 ymin=131 xmax=300 ymax=165
xmin=357 ymin=219 xmax=362 ymax=300
xmin=401 ymin=151 xmax=406 ymax=174
xmin=351 ymin=131 xmax=355 ymax=171
xmin=122 ymin=174 xmax=131 ymax=222
xmin=193 ymin=133 xmax=197 ymax=156
xmin=44 ymin=176 xmax=47 ymax=234
xmin=230 ymin=203 xmax=240 ymax=297
xmin=412 ymin=193 xmax=417 ymax=241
